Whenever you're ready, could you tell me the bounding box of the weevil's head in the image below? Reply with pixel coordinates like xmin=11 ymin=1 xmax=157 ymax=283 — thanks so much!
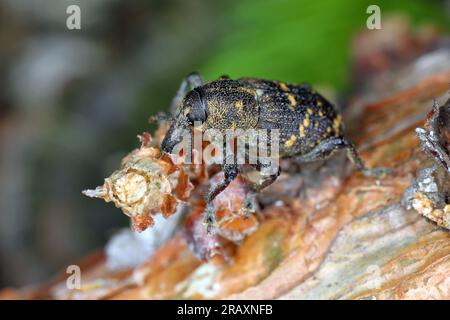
xmin=161 ymin=88 xmax=208 ymax=154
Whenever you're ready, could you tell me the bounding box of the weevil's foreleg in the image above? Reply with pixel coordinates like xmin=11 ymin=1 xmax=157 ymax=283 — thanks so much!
xmin=204 ymin=164 xmax=239 ymax=233
xmin=170 ymin=72 xmax=204 ymax=113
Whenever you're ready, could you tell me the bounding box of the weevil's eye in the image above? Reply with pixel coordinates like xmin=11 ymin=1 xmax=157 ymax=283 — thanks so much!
xmin=184 ymin=90 xmax=207 ymax=123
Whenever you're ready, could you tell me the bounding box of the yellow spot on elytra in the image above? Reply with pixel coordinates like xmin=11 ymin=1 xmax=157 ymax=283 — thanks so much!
xmin=307 ymin=107 xmax=313 ymax=115
xmin=333 ymin=115 xmax=342 ymax=127
xmin=317 ymin=139 xmax=322 ymax=144
xmin=279 ymin=82 xmax=289 ymax=92
xmin=327 ymin=126 xmax=332 ymax=133
xmin=303 ymin=117 xmax=310 ymax=128
xmin=299 ymin=125 xmax=305 ymax=137
xmin=314 ymin=122 xmax=318 ymax=128
xmin=183 ymin=108 xmax=190 ymax=116
xmin=240 ymin=87 xmax=255 ymax=94
xmin=317 ymin=100 xmax=323 ymax=107
xmin=287 ymin=94 xmax=297 ymax=106
xmin=319 ymin=110 xmax=324 ymax=117
xmin=284 ymin=135 xmax=297 ymax=148
xmin=235 ymin=100 xmax=244 ymax=109
xmin=231 ymin=122 xmax=237 ymax=130
xmin=333 ymin=115 xmax=342 ymax=135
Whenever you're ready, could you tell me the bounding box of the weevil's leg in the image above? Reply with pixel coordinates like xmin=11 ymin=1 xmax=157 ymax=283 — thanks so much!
xmin=341 ymin=139 xmax=366 ymax=171
xmin=243 ymin=164 xmax=281 ymax=219
xmin=295 ymin=137 xmax=391 ymax=177
xmin=251 ymin=164 xmax=281 ymax=192
xmin=242 ymin=192 xmax=258 ymax=219
xmin=294 ymin=138 xmax=340 ymax=165
xmin=341 ymin=138 xmax=392 ymax=177
xmin=204 ymin=164 xmax=239 ymax=233
xmin=170 ymin=72 xmax=204 ymax=113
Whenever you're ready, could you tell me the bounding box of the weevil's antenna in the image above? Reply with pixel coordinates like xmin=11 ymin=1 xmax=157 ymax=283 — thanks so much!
xmin=148 ymin=112 xmax=174 ymax=124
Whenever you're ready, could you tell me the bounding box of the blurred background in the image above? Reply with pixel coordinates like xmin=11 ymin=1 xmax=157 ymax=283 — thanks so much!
xmin=0 ymin=0 xmax=448 ymax=287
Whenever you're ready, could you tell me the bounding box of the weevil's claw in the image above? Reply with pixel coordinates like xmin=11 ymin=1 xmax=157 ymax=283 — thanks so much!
xmin=362 ymin=167 xmax=393 ymax=178
xmin=242 ymin=192 xmax=257 ymax=219
xmin=203 ymin=204 xmax=217 ymax=234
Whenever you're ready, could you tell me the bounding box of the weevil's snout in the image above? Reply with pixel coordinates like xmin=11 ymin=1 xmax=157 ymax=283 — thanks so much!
xmin=161 ymin=135 xmax=174 ymax=154
xmin=161 ymin=114 xmax=194 ymax=154
xmin=161 ymin=123 xmax=183 ymax=154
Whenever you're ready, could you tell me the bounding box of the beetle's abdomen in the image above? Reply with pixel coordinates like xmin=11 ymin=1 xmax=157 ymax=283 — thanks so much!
xmin=255 ymin=81 xmax=344 ymax=156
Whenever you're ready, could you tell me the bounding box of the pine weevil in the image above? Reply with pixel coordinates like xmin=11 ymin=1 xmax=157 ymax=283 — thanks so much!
xmin=161 ymin=72 xmax=388 ymax=232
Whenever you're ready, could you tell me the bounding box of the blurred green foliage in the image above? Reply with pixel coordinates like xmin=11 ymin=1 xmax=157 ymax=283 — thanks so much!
xmin=200 ymin=0 xmax=449 ymax=90
xmin=136 ymin=0 xmax=448 ymax=141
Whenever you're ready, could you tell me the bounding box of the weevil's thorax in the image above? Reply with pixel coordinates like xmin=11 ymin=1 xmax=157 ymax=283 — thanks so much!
xmin=199 ymin=80 xmax=259 ymax=132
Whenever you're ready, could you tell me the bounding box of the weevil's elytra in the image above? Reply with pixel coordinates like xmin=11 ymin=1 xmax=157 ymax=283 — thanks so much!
xmin=201 ymin=77 xmax=344 ymax=156
xmin=193 ymin=77 xmax=343 ymax=156
xmin=161 ymin=72 xmax=389 ymax=232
